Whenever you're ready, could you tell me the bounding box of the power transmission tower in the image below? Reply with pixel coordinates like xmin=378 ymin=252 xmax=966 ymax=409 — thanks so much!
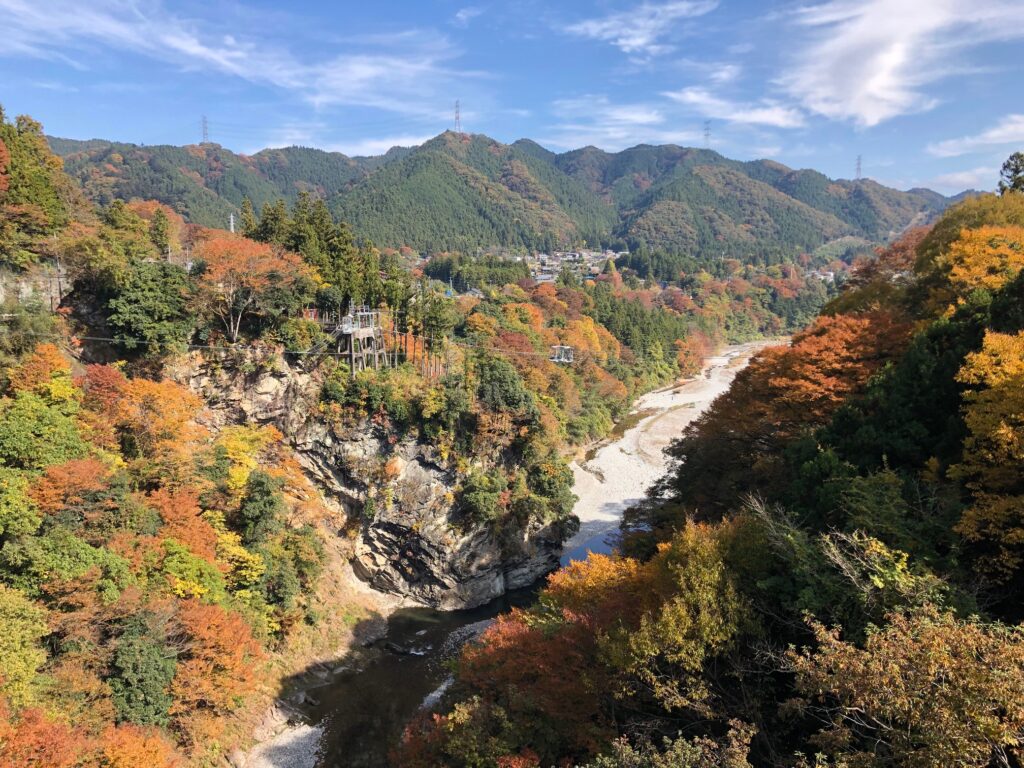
xmin=454 ymin=100 xmax=462 ymax=135
xmin=856 ymin=154 xmax=862 ymax=180
xmin=703 ymin=120 xmax=711 ymax=148
xmin=201 ymin=115 xmax=209 ymax=144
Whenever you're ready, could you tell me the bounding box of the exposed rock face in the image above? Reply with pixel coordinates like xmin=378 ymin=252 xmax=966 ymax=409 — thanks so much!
xmin=0 ymin=263 xmax=69 ymax=308
xmin=170 ymin=350 xmax=565 ymax=609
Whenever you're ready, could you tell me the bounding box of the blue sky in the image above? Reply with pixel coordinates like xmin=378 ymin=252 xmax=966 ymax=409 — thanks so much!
xmin=2 ymin=0 xmax=1023 ymax=193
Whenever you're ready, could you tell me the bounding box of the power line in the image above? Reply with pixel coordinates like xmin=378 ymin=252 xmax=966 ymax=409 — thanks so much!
xmin=10 ymin=326 xmax=588 ymax=365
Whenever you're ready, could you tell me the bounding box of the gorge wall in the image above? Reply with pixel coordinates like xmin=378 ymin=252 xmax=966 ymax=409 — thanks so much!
xmin=170 ymin=349 xmax=565 ymax=609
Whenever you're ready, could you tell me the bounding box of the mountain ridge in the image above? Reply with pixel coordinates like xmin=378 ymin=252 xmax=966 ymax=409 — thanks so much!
xmin=49 ymin=131 xmax=956 ymax=256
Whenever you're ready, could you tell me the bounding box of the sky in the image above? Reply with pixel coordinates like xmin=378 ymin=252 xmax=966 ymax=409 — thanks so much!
xmin=2 ymin=0 xmax=1023 ymax=194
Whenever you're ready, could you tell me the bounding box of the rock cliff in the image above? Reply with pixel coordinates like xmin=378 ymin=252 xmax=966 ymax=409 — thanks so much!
xmin=170 ymin=349 xmax=567 ymax=609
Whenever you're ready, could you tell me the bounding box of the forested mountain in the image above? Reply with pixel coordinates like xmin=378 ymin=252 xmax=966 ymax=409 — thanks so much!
xmin=51 ymin=131 xmax=954 ymax=256
xmin=48 ymin=138 xmax=379 ymax=229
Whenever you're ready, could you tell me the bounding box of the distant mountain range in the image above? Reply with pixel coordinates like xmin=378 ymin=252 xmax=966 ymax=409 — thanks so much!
xmin=49 ymin=131 xmax=960 ymax=256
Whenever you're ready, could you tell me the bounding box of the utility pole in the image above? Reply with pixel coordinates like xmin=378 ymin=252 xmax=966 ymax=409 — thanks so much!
xmin=704 ymin=120 xmax=711 ymax=149
xmin=856 ymin=154 xmax=862 ymax=180
xmin=201 ymin=115 xmax=209 ymax=144
xmin=454 ymin=99 xmax=462 ymax=135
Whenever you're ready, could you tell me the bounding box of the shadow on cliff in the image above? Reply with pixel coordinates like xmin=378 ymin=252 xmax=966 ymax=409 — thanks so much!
xmin=263 ymin=584 xmax=546 ymax=767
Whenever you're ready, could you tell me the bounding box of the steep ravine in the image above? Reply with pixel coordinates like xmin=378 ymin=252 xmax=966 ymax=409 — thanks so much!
xmin=233 ymin=341 xmax=771 ymax=767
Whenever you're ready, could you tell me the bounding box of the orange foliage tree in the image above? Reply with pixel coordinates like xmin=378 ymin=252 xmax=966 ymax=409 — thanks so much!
xmin=98 ymin=723 xmax=182 ymax=768
xmin=674 ymin=330 xmax=714 ymax=376
xmin=118 ymin=378 xmax=205 ymax=485
xmin=29 ymin=458 xmax=110 ymax=517
xmin=76 ymin=364 xmax=129 ymax=450
xmin=194 ymin=235 xmax=308 ymax=341
xmin=651 ymin=310 xmax=912 ymax=518
xmin=5 ymin=343 xmax=71 ymax=397
xmin=0 ymin=697 xmax=87 ymax=768
xmin=148 ymin=488 xmax=218 ymax=562
xmin=790 ymin=608 xmax=1024 ymax=767
xmin=169 ymin=600 xmax=264 ymax=746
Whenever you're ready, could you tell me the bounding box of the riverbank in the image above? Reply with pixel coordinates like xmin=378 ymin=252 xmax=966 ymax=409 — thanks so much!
xmin=562 ymin=339 xmax=777 ymax=563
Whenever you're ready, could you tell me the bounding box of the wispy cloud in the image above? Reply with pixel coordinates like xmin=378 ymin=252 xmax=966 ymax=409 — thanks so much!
xmin=0 ymin=0 xmax=474 ymax=119
xmin=452 ymin=6 xmax=484 ymax=28
xmin=563 ymin=1 xmax=718 ymax=57
xmin=663 ymin=87 xmax=805 ymax=128
xmin=927 ymin=114 xmax=1024 ymax=158
xmin=930 ymin=165 xmax=997 ymax=191
xmin=781 ymin=0 xmax=1024 ymax=127
xmin=674 ymin=58 xmax=742 ymax=84
xmin=541 ymin=95 xmax=698 ymax=150
xmin=31 ymin=80 xmax=79 ymax=92
xmin=709 ymin=63 xmax=741 ymax=84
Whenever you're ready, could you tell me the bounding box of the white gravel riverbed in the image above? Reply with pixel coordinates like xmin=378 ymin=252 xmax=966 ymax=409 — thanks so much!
xmin=245 ymin=723 xmax=324 ymax=768
xmin=561 ymin=341 xmax=774 ymax=564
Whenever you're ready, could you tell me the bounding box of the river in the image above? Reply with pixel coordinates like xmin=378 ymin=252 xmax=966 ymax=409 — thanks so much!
xmin=246 ymin=341 xmax=772 ymax=768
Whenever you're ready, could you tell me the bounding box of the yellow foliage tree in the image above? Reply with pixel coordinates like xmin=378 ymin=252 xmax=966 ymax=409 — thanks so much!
xmin=952 ymin=330 xmax=1024 ymax=578
xmin=602 ymin=521 xmax=751 ymax=714
xmin=947 ymin=225 xmax=1024 ymax=299
xmin=214 ymin=424 xmax=282 ymax=499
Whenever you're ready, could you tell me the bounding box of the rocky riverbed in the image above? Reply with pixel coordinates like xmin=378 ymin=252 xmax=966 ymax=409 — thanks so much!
xmin=563 ymin=340 xmax=776 ymax=563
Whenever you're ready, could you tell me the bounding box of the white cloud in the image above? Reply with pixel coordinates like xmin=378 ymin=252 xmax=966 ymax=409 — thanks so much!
xmin=244 ymin=121 xmax=430 ymax=156
xmin=709 ymin=63 xmax=741 ymax=84
xmin=452 ymin=7 xmax=484 ymax=28
xmin=752 ymin=146 xmax=782 ymax=158
xmin=541 ymin=95 xmax=699 ymax=150
xmin=563 ymin=1 xmax=718 ymax=56
xmin=781 ymin=0 xmax=1024 ymax=127
xmin=927 ymin=115 xmax=1024 ymax=158
xmin=674 ymin=58 xmax=742 ymax=84
xmin=663 ymin=87 xmax=805 ymax=128
xmin=330 ymin=135 xmax=432 ymax=157
xmin=930 ymin=166 xmax=996 ymax=191
xmin=0 ymin=0 xmax=472 ymax=119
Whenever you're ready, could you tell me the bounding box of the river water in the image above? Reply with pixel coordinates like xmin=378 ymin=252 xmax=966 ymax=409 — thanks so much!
xmin=260 ymin=341 xmax=770 ymax=768
xmin=307 ymin=587 xmax=540 ymax=768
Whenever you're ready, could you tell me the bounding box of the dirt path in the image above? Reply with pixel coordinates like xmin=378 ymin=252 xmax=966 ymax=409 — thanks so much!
xmin=561 ymin=340 xmax=776 ymax=564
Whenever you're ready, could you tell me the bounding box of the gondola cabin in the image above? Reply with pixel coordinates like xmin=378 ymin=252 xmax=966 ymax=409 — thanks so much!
xmin=549 ymin=345 xmax=575 ymax=364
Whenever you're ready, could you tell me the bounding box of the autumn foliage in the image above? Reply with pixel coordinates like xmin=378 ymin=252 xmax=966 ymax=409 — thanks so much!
xmin=413 ymin=189 xmax=1024 ymax=767
xmin=194 ymin=234 xmax=308 ymax=341
xmin=952 ymin=330 xmax=1024 ymax=577
xmin=0 ymin=341 xmax=321 ymax=765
